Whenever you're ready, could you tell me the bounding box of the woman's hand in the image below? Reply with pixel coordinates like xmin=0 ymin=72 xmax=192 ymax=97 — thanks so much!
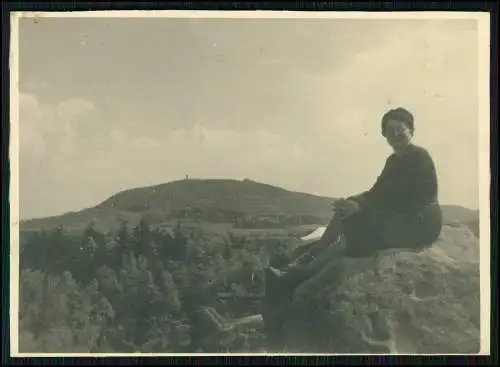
xmin=333 ymin=199 xmax=360 ymax=219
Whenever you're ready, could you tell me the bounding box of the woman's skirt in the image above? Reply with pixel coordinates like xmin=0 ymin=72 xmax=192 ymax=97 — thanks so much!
xmin=342 ymin=203 xmax=443 ymax=258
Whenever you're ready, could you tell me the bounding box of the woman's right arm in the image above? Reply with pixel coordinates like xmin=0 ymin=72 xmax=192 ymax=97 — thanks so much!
xmin=347 ymin=156 xmax=392 ymax=209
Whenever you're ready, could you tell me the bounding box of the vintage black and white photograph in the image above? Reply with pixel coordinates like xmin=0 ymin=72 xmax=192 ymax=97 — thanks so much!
xmin=10 ymin=11 xmax=490 ymax=355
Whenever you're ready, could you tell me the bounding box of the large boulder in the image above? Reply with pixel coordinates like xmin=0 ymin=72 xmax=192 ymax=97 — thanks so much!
xmin=263 ymin=225 xmax=481 ymax=354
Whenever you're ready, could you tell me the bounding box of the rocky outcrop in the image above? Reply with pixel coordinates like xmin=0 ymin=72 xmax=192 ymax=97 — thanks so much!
xmin=263 ymin=225 xmax=481 ymax=354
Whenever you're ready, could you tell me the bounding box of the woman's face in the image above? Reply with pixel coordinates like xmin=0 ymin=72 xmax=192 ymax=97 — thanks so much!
xmin=384 ymin=119 xmax=413 ymax=150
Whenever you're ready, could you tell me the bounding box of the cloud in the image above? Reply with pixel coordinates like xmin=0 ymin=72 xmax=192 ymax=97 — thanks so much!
xmin=131 ymin=136 xmax=161 ymax=150
xmin=19 ymin=93 xmax=46 ymax=158
xmin=164 ymin=124 xmax=281 ymax=151
xmin=20 ymin=93 xmax=96 ymax=155
xmin=111 ymin=125 xmax=307 ymax=189
xmin=19 ymin=93 xmax=42 ymax=119
xmin=21 ymin=80 xmax=50 ymax=93
xmin=56 ymin=98 xmax=95 ymax=121
xmin=19 ymin=93 xmax=100 ymax=218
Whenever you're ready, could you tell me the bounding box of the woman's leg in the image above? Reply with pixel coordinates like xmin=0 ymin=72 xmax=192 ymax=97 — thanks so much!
xmin=285 ymin=239 xmax=325 ymax=269
xmin=293 ymin=257 xmax=344 ymax=300
xmin=271 ymin=212 xmax=343 ymax=271
xmin=268 ymin=229 xmax=346 ymax=294
xmin=280 ymin=234 xmax=346 ymax=287
xmin=263 ymin=214 xmax=348 ymax=346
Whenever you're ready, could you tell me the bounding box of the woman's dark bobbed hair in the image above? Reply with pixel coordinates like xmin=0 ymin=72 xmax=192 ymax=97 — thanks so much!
xmin=381 ymin=107 xmax=414 ymax=136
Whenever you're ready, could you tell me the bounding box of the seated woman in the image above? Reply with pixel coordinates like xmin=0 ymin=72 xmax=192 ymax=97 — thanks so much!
xmin=267 ymin=107 xmax=443 ymax=297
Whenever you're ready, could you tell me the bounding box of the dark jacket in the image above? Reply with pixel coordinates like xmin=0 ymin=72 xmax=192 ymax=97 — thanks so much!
xmin=345 ymin=144 xmax=443 ymax=253
xmin=350 ymin=144 xmax=440 ymax=216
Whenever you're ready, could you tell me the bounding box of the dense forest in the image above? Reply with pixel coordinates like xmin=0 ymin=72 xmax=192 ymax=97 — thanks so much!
xmin=19 ymin=219 xmax=292 ymax=353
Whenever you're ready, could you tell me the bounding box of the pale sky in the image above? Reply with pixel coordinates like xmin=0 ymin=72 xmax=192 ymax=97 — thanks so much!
xmin=17 ymin=15 xmax=481 ymax=219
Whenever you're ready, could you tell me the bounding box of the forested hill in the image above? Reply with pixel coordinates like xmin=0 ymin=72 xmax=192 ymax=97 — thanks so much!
xmin=20 ymin=178 xmax=479 ymax=234
xmin=98 ymin=178 xmax=333 ymax=215
xmin=20 ymin=179 xmax=336 ymax=233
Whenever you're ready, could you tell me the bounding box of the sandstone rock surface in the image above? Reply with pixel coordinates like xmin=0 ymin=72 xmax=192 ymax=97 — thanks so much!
xmin=264 ymin=225 xmax=481 ymax=354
